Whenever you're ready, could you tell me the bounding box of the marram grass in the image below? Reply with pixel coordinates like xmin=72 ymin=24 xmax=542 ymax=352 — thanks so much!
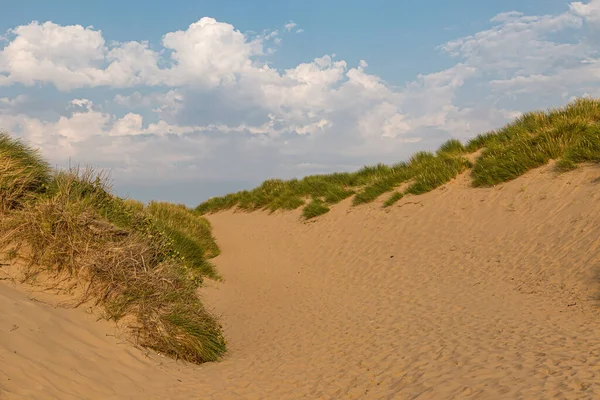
xmin=196 ymin=97 xmax=600 ymax=219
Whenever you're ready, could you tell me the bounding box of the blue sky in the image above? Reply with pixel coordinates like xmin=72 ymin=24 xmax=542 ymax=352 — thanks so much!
xmin=1 ymin=0 xmax=599 ymax=205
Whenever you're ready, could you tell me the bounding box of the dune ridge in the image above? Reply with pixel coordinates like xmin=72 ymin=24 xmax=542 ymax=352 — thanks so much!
xmin=2 ymin=163 xmax=600 ymax=399
xmin=196 ymin=98 xmax=600 ymax=221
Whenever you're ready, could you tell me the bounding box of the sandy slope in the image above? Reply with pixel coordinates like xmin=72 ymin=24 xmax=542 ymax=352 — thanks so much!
xmin=2 ymin=164 xmax=600 ymax=399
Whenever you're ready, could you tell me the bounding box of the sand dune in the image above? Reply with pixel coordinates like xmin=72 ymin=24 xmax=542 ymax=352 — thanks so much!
xmin=2 ymin=164 xmax=600 ymax=399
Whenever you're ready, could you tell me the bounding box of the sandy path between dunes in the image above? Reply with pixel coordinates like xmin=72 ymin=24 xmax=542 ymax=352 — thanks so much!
xmin=2 ymin=164 xmax=600 ymax=399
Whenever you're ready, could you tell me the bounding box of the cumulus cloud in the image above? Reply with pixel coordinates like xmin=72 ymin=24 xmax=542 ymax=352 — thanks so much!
xmin=1 ymin=1 xmax=600 ymax=202
xmin=570 ymin=0 xmax=600 ymax=22
xmin=0 ymin=18 xmax=271 ymax=90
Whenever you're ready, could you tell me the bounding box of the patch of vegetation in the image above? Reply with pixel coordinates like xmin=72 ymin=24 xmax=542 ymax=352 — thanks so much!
xmin=404 ymin=152 xmax=471 ymax=195
xmin=352 ymin=179 xmax=397 ymax=205
xmin=146 ymin=201 xmax=221 ymax=279
xmin=193 ymin=98 xmax=600 ymax=219
xmin=0 ymin=133 xmax=226 ymax=364
xmin=555 ymin=159 xmax=578 ymax=173
xmin=302 ymin=198 xmax=330 ymax=219
xmin=437 ymin=138 xmax=465 ymax=155
xmin=323 ymin=186 xmax=355 ymax=204
xmin=383 ymin=192 xmax=404 ymax=207
xmin=471 ymin=100 xmax=600 ymax=186
xmin=0 ymin=131 xmax=51 ymax=211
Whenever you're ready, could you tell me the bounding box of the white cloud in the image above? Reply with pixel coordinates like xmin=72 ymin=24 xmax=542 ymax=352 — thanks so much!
xmin=358 ymin=102 xmax=412 ymax=139
xmin=0 ymin=21 xmax=106 ymax=90
xmin=159 ymin=17 xmax=266 ymax=88
xmin=570 ymin=0 xmax=600 ymax=23
xmin=436 ymin=1 xmax=600 ymax=104
xmin=284 ymin=21 xmax=297 ymax=32
xmin=284 ymin=55 xmax=347 ymax=86
xmin=0 ymin=21 xmax=166 ymax=90
xmin=490 ymin=11 xmax=524 ymax=23
xmin=441 ymin=11 xmax=584 ymax=75
xmin=0 ymin=94 xmax=28 ymax=106
xmin=0 ymin=18 xmax=267 ymax=90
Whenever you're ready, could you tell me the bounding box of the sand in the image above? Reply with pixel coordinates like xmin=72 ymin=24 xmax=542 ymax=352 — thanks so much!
xmin=2 ymin=164 xmax=600 ymax=399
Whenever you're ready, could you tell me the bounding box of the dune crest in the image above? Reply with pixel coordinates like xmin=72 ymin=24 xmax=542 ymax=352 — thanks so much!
xmin=2 ymin=164 xmax=600 ymax=399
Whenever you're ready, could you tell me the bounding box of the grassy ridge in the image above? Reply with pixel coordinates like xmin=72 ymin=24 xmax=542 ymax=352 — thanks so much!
xmin=0 ymin=133 xmax=225 ymax=364
xmin=196 ymin=98 xmax=600 ymax=219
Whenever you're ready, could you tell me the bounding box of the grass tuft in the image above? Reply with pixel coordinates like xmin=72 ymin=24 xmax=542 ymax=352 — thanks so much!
xmin=302 ymin=198 xmax=330 ymax=219
xmin=472 ymin=109 xmax=600 ymax=186
xmin=555 ymin=159 xmax=578 ymax=173
xmin=0 ymin=131 xmax=51 ymax=212
xmin=437 ymin=138 xmax=465 ymax=155
xmin=383 ymin=192 xmax=404 ymax=207
xmin=146 ymin=201 xmax=220 ymax=279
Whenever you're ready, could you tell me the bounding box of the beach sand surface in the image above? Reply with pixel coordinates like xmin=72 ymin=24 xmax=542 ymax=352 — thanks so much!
xmin=2 ymin=164 xmax=600 ymax=399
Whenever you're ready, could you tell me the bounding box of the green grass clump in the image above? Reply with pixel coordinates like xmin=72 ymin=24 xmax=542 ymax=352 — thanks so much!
xmin=352 ymin=152 xmax=469 ymax=202
xmin=267 ymin=190 xmax=306 ymax=211
xmin=146 ymin=201 xmax=220 ymax=279
xmin=302 ymin=198 xmax=330 ymax=219
xmin=351 ymin=162 xmax=409 ymax=205
xmin=555 ymin=159 xmax=578 ymax=172
xmin=352 ymin=180 xmax=396 ymax=205
xmin=0 ymin=131 xmax=51 ymax=211
xmin=561 ymin=124 xmax=600 ymax=164
xmin=196 ymin=193 xmax=241 ymax=214
xmin=196 ymin=97 xmax=600 ymax=219
xmin=383 ymin=192 xmax=404 ymax=207
xmin=0 ymin=137 xmax=226 ymax=364
xmin=406 ymin=156 xmax=471 ymax=195
xmin=471 ymin=105 xmax=600 ymax=186
xmin=437 ymin=138 xmax=465 ymax=155
xmin=323 ymin=186 xmax=355 ymax=204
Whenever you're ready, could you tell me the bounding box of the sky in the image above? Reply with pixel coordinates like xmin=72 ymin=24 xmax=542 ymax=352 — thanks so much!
xmin=1 ymin=0 xmax=600 ymax=206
